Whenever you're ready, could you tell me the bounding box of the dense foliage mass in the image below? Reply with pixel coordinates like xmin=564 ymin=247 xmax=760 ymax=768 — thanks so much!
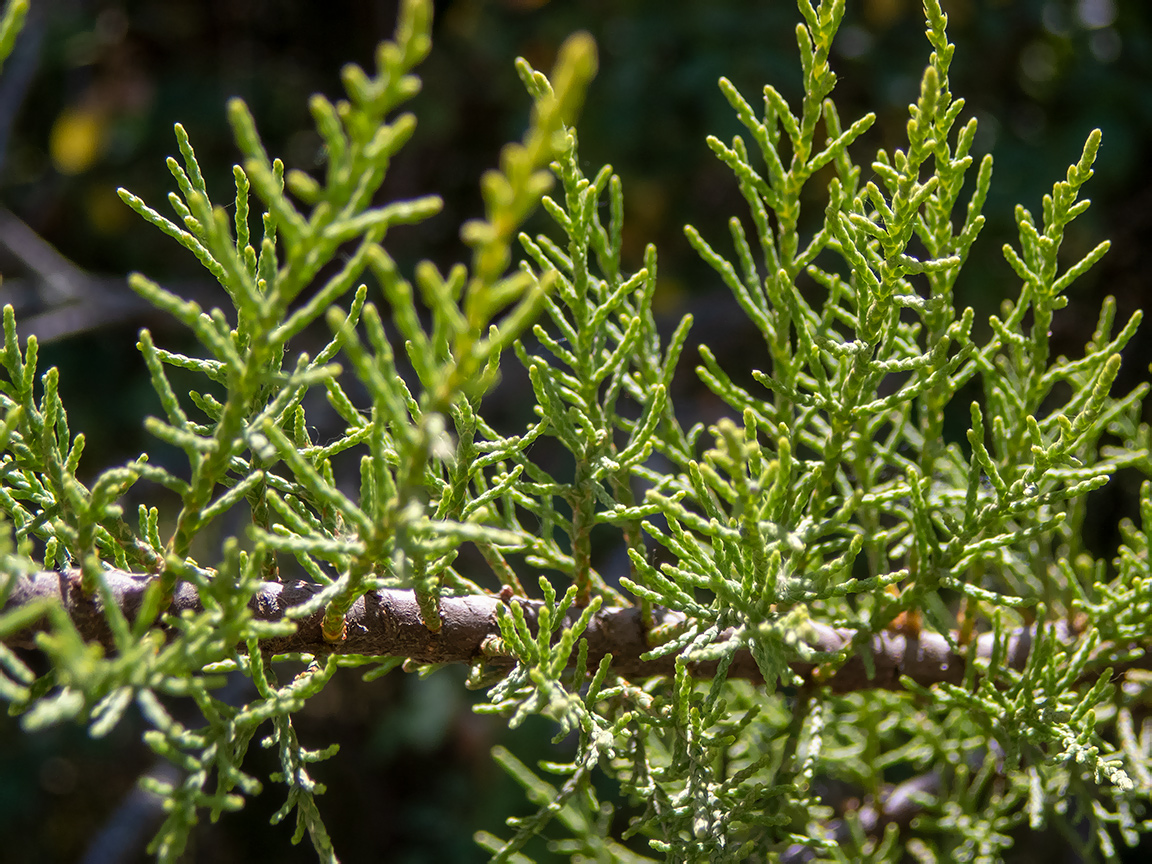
xmin=2 ymin=0 xmax=1151 ymax=861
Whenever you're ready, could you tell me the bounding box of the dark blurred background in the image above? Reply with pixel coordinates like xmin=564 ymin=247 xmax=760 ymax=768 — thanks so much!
xmin=1 ymin=0 xmax=1150 ymax=861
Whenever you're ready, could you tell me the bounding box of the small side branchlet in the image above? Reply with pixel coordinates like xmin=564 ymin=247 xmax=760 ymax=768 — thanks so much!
xmin=1 ymin=0 xmax=1151 ymax=861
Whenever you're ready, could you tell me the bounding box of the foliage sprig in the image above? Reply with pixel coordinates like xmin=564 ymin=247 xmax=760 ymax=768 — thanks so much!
xmin=3 ymin=0 xmax=1152 ymax=860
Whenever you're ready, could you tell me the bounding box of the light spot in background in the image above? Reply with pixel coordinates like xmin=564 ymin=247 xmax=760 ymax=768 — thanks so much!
xmin=1076 ymin=0 xmax=1118 ymax=30
xmin=836 ymin=25 xmax=874 ymax=60
xmin=1089 ymin=28 xmax=1121 ymax=63
xmin=1041 ymin=2 xmax=1069 ymax=36
xmin=286 ymin=129 xmax=326 ymax=170
xmin=973 ymin=111 xmax=1000 ymax=154
xmin=49 ymin=106 xmax=106 ymax=175
xmin=94 ymin=7 xmax=129 ymax=45
xmin=39 ymin=756 xmax=78 ymax=795
xmin=85 ymin=184 xmax=132 ymax=236
xmin=885 ymin=74 xmax=918 ymax=111
xmin=1010 ymin=101 xmax=1047 ymax=143
xmin=940 ymin=0 xmax=973 ymax=27
xmin=864 ymin=0 xmax=906 ymax=29
xmin=652 ymin=277 xmax=686 ymax=315
xmin=1019 ymin=40 xmax=1058 ymax=86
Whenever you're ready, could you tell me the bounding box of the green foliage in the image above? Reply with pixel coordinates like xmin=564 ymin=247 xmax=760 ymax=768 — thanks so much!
xmin=0 ymin=0 xmax=26 ymax=73
xmin=2 ymin=0 xmax=1152 ymax=861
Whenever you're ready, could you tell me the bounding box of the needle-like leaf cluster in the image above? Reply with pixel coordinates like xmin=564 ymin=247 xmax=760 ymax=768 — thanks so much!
xmin=2 ymin=0 xmax=1152 ymax=861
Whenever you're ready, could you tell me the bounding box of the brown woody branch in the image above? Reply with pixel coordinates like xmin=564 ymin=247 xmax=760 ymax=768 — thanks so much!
xmin=2 ymin=569 xmax=1070 ymax=691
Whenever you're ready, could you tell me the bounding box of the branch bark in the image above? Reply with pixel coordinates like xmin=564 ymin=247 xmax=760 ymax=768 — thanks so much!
xmin=2 ymin=569 xmax=1069 ymax=691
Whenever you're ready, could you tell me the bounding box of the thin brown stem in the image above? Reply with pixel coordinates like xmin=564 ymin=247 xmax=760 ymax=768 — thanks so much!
xmin=1 ymin=568 xmax=1090 ymax=692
